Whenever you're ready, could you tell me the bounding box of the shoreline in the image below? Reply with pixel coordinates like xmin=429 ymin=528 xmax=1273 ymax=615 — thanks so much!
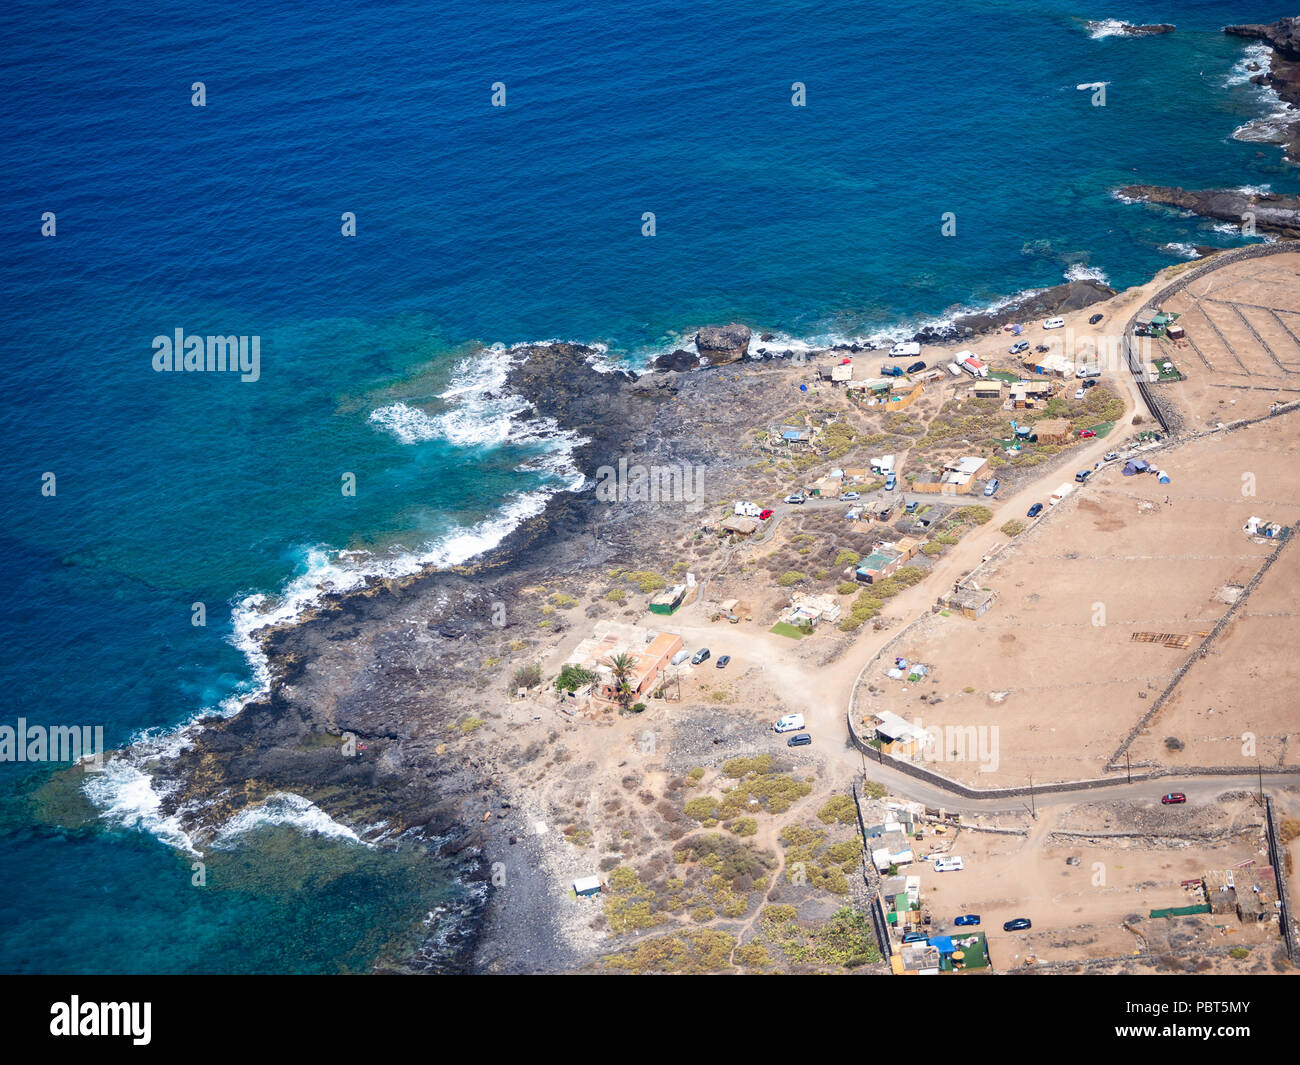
xmin=82 ymin=235 xmax=1292 ymax=973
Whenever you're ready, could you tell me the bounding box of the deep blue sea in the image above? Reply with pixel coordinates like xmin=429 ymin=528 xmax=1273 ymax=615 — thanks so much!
xmin=1 ymin=1 xmax=1296 ymax=972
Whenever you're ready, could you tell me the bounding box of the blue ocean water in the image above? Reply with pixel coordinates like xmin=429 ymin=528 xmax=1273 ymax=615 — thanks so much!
xmin=0 ymin=1 xmax=1295 ymax=972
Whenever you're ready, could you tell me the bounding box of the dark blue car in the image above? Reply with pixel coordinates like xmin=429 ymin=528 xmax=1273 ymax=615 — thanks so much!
xmin=1003 ymin=917 xmax=1032 ymax=932
xmin=953 ymin=914 xmax=980 ymax=927
xmin=1027 ymin=502 xmax=1043 ymax=518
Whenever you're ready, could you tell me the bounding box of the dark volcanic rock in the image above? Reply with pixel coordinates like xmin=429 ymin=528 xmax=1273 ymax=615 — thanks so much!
xmin=1117 ymin=184 xmax=1300 ymax=239
xmin=1226 ymin=17 xmax=1300 ymax=60
xmin=1228 ymin=17 xmax=1300 ymax=162
xmin=1115 ymin=23 xmax=1175 ymax=36
xmin=694 ymin=323 xmax=751 ymax=363
xmin=653 ymin=348 xmax=700 ymax=372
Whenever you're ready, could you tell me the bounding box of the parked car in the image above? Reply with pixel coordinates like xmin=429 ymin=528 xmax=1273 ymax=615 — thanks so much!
xmin=1003 ymin=917 xmax=1032 ymax=932
xmin=901 ymin=931 xmax=928 ymax=943
xmin=877 ymin=506 xmax=893 ymax=521
xmin=773 ymin=713 xmax=805 ymax=733
xmin=1075 ymin=469 xmax=1091 ymax=483
xmin=1009 ymin=341 xmax=1030 ymax=354
xmin=1074 ymin=388 xmax=1085 ymax=400
xmin=715 ymin=655 xmax=731 ymax=669
xmin=933 ymin=856 xmax=964 ymax=872
xmin=1078 ymin=429 xmax=1096 ymax=439
xmin=1027 ymin=502 xmax=1044 ymax=518
xmin=841 ymin=491 xmax=860 ymax=501
xmin=1089 ymin=313 xmax=1105 ymax=325
xmin=691 ymin=648 xmax=711 ymax=665
xmin=1083 ymin=379 xmax=1098 ymax=389
xmin=983 ymin=478 xmax=1000 ymax=497
xmin=1034 ymin=344 xmax=1050 ymax=353
xmin=904 ymin=501 xmax=919 ymax=514
xmin=787 ymin=733 xmax=812 ymax=747
xmin=953 ymin=914 xmax=981 ymax=927
xmin=884 ymin=473 xmax=897 ymax=491
xmin=906 ymin=360 xmax=926 ymax=374
xmin=1103 ymin=452 xmax=1118 ymax=462
xmin=758 ymin=508 xmax=774 ymax=520
xmin=1161 ymin=792 xmax=1187 ymax=805
xmin=1043 ymin=317 xmax=1065 ymax=330
xmin=912 ymin=518 xmax=932 ymax=531
xmin=784 ymin=494 xmax=805 ymax=505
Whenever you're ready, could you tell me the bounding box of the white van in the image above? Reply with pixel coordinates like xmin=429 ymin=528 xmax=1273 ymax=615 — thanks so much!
xmin=889 ymin=341 xmax=921 ymax=358
xmin=773 ymin=713 xmax=805 ymax=734
xmin=933 ymin=856 xmax=964 ymax=872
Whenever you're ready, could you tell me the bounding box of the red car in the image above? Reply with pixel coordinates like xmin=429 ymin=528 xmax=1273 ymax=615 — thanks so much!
xmin=759 ymin=509 xmax=774 ymax=521
xmin=1161 ymin=793 xmax=1186 ymax=805
xmin=1078 ymin=429 xmax=1096 ymax=439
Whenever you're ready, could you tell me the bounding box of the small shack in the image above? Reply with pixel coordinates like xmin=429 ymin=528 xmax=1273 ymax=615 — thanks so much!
xmin=574 ymin=876 xmax=603 ymax=897
xmin=1033 ymin=418 xmax=1072 ymax=445
xmin=943 ymin=584 xmax=995 ymax=620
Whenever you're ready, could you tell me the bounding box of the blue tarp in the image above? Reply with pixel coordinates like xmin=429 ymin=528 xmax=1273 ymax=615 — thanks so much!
xmin=930 ymin=935 xmax=955 ymax=954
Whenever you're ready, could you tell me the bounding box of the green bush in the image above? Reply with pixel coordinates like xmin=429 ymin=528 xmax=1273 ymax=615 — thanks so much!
xmin=837 ymin=581 xmax=858 ymax=595
xmin=777 ymin=570 xmax=808 ymax=587
xmin=834 ymin=549 xmax=860 ymax=567
xmin=1000 ymin=520 xmax=1026 ymax=537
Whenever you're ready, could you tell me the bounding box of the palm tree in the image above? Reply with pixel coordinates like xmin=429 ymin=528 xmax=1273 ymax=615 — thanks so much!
xmin=605 ymin=652 xmax=637 ymax=709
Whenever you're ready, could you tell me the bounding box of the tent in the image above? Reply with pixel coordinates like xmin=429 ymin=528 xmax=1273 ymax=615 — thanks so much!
xmin=930 ymin=935 xmax=955 ymax=955
xmin=1122 ymin=459 xmax=1150 ymax=477
xmin=1157 ymin=471 xmax=1170 ymax=484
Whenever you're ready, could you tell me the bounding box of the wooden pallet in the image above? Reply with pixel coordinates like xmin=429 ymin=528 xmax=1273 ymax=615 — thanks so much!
xmin=1130 ymin=631 xmax=1192 ymax=649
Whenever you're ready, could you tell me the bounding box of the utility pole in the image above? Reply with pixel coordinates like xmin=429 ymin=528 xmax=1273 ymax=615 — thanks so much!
xmin=1029 ymin=774 xmax=1037 ymax=820
xmin=1125 ymin=750 xmax=1131 ymax=785
xmin=1258 ymin=760 xmax=1263 ymax=802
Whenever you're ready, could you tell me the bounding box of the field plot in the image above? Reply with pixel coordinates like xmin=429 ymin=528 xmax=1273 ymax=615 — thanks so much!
xmin=917 ymin=793 xmax=1280 ymax=970
xmin=853 ymin=416 xmax=1300 ymax=787
xmin=1158 ymin=251 xmax=1300 ymax=425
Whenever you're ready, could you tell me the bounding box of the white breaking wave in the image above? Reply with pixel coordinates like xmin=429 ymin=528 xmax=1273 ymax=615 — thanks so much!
xmin=1225 ymin=42 xmax=1273 ymax=87
xmin=1085 ymin=20 xmax=1131 ymax=40
xmin=1160 ymin=242 xmax=1202 ymax=260
xmin=212 ymin=792 xmax=369 ymax=847
xmin=1064 ymin=263 xmax=1109 ymax=284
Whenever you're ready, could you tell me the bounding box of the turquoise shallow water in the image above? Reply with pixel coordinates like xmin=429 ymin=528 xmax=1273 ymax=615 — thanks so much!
xmin=0 ymin=0 xmax=1294 ymax=972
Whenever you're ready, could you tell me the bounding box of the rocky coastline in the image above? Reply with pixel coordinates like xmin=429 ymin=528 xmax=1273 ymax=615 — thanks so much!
xmin=1227 ymin=15 xmax=1300 ymax=163
xmin=1117 ymin=184 xmax=1300 ymax=239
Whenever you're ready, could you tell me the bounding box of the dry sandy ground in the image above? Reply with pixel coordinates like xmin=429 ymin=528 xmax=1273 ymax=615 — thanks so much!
xmin=851 ymin=412 xmax=1300 ymax=787
xmin=1158 ymin=251 xmax=1300 ymax=427
xmin=916 ymin=791 xmax=1281 ymax=970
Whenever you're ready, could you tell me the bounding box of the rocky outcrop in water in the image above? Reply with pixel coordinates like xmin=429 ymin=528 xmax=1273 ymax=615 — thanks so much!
xmin=694 ymin=323 xmax=751 ymax=363
xmin=1118 ymin=185 xmax=1300 ymax=239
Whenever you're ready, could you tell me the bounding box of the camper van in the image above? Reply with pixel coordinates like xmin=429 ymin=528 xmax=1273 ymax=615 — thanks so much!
xmin=773 ymin=713 xmax=805 ymax=734
xmin=889 ymin=341 xmax=921 ymax=358
xmin=933 ymin=856 xmax=965 ymax=872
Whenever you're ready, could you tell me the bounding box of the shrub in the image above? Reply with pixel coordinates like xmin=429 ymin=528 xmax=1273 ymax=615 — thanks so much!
xmin=1164 ymin=736 xmax=1185 ymax=752
xmin=549 ymin=592 xmax=577 ymax=609
xmin=1000 ymin=520 xmax=1025 ymax=537
xmin=956 ymin=505 xmax=992 ymax=525
xmin=777 ymin=570 xmax=807 ymax=587
xmin=461 ymin=717 xmax=485 ymax=734
xmin=510 ymin=663 xmax=542 ymax=690
xmin=834 ymin=549 xmax=860 ymax=567
xmin=685 ymin=796 xmax=719 ymax=821
xmin=837 ymin=581 xmax=858 ymax=595
xmin=605 ymin=588 xmax=627 ymax=603
xmin=817 ymin=794 xmax=858 ymax=825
